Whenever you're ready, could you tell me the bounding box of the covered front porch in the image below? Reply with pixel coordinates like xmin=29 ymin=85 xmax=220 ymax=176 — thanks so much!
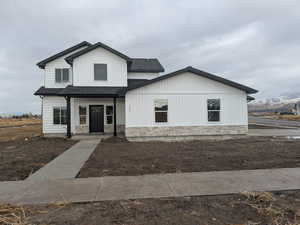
xmin=62 ymin=86 xmax=126 ymax=138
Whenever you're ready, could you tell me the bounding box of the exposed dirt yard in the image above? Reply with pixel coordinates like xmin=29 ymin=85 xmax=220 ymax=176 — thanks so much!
xmin=78 ymin=137 xmax=300 ymax=178
xmin=0 ymin=137 xmax=77 ymax=181
xmin=4 ymin=191 xmax=299 ymax=225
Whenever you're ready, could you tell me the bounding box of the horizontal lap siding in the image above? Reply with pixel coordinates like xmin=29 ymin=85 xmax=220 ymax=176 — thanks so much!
xmin=42 ymin=97 xmax=67 ymax=133
xmin=44 ymin=46 xmax=87 ymax=88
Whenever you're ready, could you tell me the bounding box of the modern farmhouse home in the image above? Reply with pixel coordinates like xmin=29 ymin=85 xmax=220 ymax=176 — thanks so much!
xmin=34 ymin=41 xmax=257 ymax=141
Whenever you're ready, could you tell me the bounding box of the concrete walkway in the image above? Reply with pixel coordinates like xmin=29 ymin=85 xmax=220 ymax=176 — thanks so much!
xmin=1 ymin=167 xmax=300 ymax=205
xmin=249 ymin=116 xmax=300 ymax=128
xmin=27 ymin=139 xmax=100 ymax=181
xmin=248 ymin=128 xmax=300 ymax=137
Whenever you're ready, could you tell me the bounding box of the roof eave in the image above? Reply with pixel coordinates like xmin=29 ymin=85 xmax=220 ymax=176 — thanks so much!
xmin=36 ymin=41 xmax=92 ymax=69
xmin=127 ymin=66 xmax=258 ymax=94
xmin=64 ymin=42 xmax=132 ymax=66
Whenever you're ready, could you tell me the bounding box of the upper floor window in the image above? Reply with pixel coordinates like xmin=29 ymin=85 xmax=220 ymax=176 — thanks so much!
xmin=207 ymin=99 xmax=220 ymax=122
xmin=55 ymin=68 xmax=69 ymax=83
xmin=53 ymin=107 xmax=67 ymax=125
xmin=94 ymin=64 xmax=107 ymax=81
xmin=154 ymin=99 xmax=168 ymax=123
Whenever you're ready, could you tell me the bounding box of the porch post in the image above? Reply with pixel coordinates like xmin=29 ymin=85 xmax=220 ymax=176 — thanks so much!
xmin=66 ymin=96 xmax=71 ymax=138
xmin=113 ymin=97 xmax=117 ymax=136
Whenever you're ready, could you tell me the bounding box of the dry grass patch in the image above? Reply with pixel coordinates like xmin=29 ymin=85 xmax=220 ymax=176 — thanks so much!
xmin=0 ymin=118 xmax=41 ymax=127
xmin=241 ymin=191 xmax=300 ymax=225
xmin=0 ymin=204 xmax=29 ymax=225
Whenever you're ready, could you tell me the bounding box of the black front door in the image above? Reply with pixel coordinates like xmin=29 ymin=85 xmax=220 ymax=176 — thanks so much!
xmin=89 ymin=105 xmax=104 ymax=132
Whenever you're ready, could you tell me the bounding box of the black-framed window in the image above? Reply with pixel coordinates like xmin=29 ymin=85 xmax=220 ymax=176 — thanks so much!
xmin=55 ymin=68 xmax=69 ymax=83
xmin=207 ymin=99 xmax=220 ymax=122
xmin=53 ymin=107 xmax=67 ymax=125
xmin=94 ymin=64 xmax=107 ymax=80
xmin=154 ymin=99 xmax=168 ymax=123
xmin=79 ymin=106 xmax=87 ymax=125
xmin=106 ymin=105 xmax=113 ymax=124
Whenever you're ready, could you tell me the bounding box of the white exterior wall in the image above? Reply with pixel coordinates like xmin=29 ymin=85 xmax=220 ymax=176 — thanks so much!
xmin=128 ymin=72 xmax=161 ymax=80
xmin=44 ymin=47 xmax=87 ymax=88
xmin=42 ymin=96 xmax=67 ymax=133
xmin=72 ymin=48 xmax=128 ymax=87
xmin=125 ymin=72 xmax=248 ymax=128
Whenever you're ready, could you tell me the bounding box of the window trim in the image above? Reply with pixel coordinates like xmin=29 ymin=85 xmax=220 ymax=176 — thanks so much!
xmin=53 ymin=106 xmax=67 ymax=125
xmin=154 ymin=99 xmax=168 ymax=124
xmin=94 ymin=64 xmax=108 ymax=81
xmin=79 ymin=106 xmax=87 ymax=125
xmin=207 ymin=98 xmax=221 ymax=123
xmin=55 ymin=68 xmax=70 ymax=83
xmin=106 ymin=105 xmax=114 ymax=125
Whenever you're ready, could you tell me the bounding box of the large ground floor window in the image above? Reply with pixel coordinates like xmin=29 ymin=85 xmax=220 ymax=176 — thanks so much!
xmin=207 ymin=99 xmax=221 ymax=122
xmin=53 ymin=107 xmax=67 ymax=125
xmin=154 ymin=99 xmax=168 ymax=123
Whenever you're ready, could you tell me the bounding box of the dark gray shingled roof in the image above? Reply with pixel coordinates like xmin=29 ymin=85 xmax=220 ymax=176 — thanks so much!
xmin=127 ymin=66 xmax=258 ymax=94
xmin=128 ymin=58 xmax=165 ymax=73
xmin=247 ymin=96 xmax=255 ymax=101
xmin=36 ymin=41 xmax=92 ymax=69
xmin=34 ymin=86 xmax=126 ymax=97
xmin=37 ymin=41 xmax=164 ymax=74
xmin=127 ymin=79 xmax=149 ymax=87
xmin=34 ymin=79 xmax=149 ymax=97
xmin=34 ymin=87 xmax=64 ymax=96
xmin=65 ymin=42 xmax=131 ymax=65
xmin=60 ymin=86 xmax=126 ymax=97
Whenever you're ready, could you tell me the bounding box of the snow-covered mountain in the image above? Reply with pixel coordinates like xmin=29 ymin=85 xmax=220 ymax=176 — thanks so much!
xmin=249 ymin=92 xmax=300 ymax=112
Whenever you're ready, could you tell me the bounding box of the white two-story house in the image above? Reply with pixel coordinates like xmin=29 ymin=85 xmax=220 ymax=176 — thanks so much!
xmin=35 ymin=41 xmax=257 ymax=141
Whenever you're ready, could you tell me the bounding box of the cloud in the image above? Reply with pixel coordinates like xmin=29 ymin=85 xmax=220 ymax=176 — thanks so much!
xmin=0 ymin=0 xmax=299 ymax=114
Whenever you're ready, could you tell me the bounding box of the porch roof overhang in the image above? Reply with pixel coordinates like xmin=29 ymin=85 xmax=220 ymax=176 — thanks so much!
xmin=34 ymin=86 xmax=126 ymax=98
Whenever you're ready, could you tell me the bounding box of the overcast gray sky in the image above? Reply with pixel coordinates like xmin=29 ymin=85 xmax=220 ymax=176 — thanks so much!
xmin=1 ymin=0 xmax=299 ymax=114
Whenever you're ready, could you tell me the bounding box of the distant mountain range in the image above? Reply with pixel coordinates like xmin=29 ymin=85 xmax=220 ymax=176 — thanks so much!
xmin=249 ymin=93 xmax=300 ymax=113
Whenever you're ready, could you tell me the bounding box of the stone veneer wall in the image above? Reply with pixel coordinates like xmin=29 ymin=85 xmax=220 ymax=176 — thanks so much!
xmin=75 ymin=124 xmax=125 ymax=134
xmin=126 ymin=125 xmax=248 ymax=139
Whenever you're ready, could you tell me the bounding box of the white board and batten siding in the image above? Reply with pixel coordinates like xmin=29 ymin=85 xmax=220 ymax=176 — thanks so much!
xmin=125 ymin=72 xmax=248 ymax=128
xmin=72 ymin=48 xmax=128 ymax=87
xmin=44 ymin=46 xmax=87 ymax=88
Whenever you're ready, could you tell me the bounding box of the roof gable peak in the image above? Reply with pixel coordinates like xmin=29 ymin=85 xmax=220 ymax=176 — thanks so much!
xmin=36 ymin=41 xmax=92 ymax=69
xmin=65 ymin=41 xmax=131 ymax=65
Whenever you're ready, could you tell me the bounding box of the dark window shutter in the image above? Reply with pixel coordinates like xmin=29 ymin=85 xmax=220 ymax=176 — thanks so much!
xmin=62 ymin=69 xmax=69 ymax=82
xmin=55 ymin=69 xmax=61 ymax=83
xmin=94 ymin=64 xmax=107 ymax=80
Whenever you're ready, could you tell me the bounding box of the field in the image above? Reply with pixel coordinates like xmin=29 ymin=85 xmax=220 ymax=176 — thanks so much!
xmin=250 ymin=112 xmax=300 ymax=121
xmin=0 ymin=118 xmax=42 ymax=142
xmin=0 ymin=117 xmax=41 ymax=127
